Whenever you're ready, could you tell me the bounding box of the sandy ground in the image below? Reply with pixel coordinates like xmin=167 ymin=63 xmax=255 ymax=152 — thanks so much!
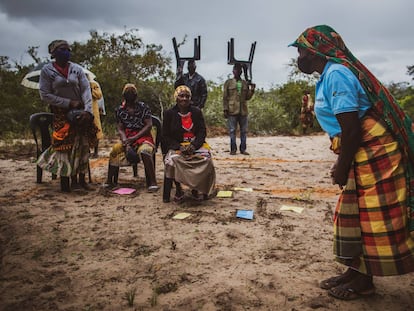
xmin=0 ymin=134 xmax=413 ymax=311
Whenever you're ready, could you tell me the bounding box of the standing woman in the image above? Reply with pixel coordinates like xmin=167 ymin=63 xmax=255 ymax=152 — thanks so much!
xmin=37 ymin=40 xmax=97 ymax=192
xmin=290 ymin=25 xmax=414 ymax=300
xmin=162 ymin=85 xmax=216 ymax=202
xmin=90 ymin=80 xmax=104 ymax=158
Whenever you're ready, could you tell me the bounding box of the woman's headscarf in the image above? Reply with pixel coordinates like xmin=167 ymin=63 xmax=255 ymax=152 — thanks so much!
xmin=174 ymin=85 xmax=192 ymax=101
xmin=291 ymin=25 xmax=414 ymax=228
xmin=48 ymin=40 xmax=70 ymax=54
xmin=122 ymin=83 xmax=137 ymax=95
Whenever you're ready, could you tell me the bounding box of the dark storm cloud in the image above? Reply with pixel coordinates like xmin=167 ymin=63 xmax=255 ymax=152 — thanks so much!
xmin=1 ymin=0 xmax=413 ymax=87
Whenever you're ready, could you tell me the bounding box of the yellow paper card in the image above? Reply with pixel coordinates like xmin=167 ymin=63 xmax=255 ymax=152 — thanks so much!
xmin=216 ymin=191 xmax=233 ymax=198
xmin=173 ymin=212 xmax=192 ymax=220
xmin=280 ymin=205 xmax=304 ymax=214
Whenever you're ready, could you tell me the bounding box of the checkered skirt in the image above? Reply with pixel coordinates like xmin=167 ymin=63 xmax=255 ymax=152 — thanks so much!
xmin=333 ymin=114 xmax=414 ymax=276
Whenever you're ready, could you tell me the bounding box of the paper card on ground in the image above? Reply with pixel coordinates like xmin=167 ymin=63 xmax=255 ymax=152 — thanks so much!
xmin=112 ymin=187 xmax=136 ymax=195
xmin=280 ymin=205 xmax=304 ymax=214
xmin=236 ymin=209 xmax=254 ymax=220
xmin=173 ymin=212 xmax=192 ymax=220
xmin=216 ymin=190 xmax=233 ymax=198
xmin=233 ymin=187 xmax=253 ymax=192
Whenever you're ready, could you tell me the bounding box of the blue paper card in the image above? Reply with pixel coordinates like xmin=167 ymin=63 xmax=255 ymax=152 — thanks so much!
xmin=236 ymin=209 xmax=254 ymax=220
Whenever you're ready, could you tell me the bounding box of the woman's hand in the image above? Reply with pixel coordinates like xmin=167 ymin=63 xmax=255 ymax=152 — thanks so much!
xmin=180 ymin=144 xmax=195 ymax=155
xmin=69 ymin=100 xmax=82 ymax=109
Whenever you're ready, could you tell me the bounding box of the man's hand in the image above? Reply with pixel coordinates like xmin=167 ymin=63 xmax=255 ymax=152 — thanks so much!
xmin=223 ymin=110 xmax=229 ymax=119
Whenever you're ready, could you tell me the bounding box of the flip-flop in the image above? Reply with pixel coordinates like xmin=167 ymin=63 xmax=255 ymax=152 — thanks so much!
xmin=173 ymin=194 xmax=184 ymax=203
xmin=328 ymin=284 xmax=375 ymax=301
xmin=147 ymin=185 xmax=159 ymax=193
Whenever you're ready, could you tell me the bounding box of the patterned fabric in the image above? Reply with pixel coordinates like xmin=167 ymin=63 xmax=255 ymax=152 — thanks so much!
xmin=116 ymin=101 xmax=151 ymax=132
xmin=334 ymin=113 xmax=414 ymax=275
xmin=37 ymin=133 xmax=91 ymax=177
xmin=110 ymin=101 xmax=155 ymax=166
xmin=50 ymin=107 xmax=97 ymax=151
xmin=48 ymin=40 xmax=70 ymax=54
xmin=90 ymin=80 xmax=103 ymax=140
xmin=109 ymin=142 xmax=154 ymax=167
xmin=179 ymin=111 xmax=195 ymax=141
xmin=290 ymin=24 xmax=414 ymax=230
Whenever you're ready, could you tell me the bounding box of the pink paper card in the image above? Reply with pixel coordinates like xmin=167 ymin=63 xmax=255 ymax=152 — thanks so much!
xmin=112 ymin=188 xmax=136 ymax=195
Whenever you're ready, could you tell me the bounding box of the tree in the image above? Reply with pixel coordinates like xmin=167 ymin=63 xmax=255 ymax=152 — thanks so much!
xmin=70 ymin=29 xmax=175 ymax=128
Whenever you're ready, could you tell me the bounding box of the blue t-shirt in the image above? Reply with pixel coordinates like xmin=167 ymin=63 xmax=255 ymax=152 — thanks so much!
xmin=314 ymin=61 xmax=372 ymax=138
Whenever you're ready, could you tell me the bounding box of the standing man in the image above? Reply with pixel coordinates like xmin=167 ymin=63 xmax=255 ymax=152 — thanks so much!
xmin=223 ymin=63 xmax=255 ymax=155
xmin=174 ymin=59 xmax=208 ymax=109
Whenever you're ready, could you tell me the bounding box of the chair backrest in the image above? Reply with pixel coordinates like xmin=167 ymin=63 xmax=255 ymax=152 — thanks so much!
xmin=151 ymin=115 xmax=162 ymax=151
xmin=29 ymin=112 xmax=54 ymax=157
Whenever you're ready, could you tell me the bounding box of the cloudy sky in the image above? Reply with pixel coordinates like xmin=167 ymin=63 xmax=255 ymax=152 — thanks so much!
xmin=1 ymin=0 xmax=413 ymax=89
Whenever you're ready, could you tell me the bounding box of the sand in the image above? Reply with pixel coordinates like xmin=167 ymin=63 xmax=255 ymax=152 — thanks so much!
xmin=0 ymin=134 xmax=413 ymax=310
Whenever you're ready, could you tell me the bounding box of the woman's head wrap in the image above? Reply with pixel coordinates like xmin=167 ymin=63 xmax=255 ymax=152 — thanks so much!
xmin=290 ymin=25 xmax=414 ymax=228
xmin=48 ymin=40 xmax=70 ymax=54
xmin=122 ymin=83 xmax=137 ymax=95
xmin=174 ymin=85 xmax=191 ymax=100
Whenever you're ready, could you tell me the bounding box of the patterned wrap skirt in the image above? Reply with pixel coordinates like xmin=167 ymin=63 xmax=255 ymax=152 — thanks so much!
xmin=333 ymin=113 xmax=414 ymax=276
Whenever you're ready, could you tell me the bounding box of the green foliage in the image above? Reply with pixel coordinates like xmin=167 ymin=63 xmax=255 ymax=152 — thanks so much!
xmin=0 ymin=57 xmax=45 ymax=138
xmin=387 ymin=82 xmax=414 ymax=120
xmin=70 ymin=29 xmax=175 ymax=126
xmin=1 ymin=34 xmax=413 ymax=139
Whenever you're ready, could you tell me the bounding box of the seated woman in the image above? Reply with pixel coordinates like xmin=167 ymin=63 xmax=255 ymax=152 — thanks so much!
xmin=106 ymin=83 xmax=159 ymax=192
xmin=162 ymin=85 xmax=216 ymax=202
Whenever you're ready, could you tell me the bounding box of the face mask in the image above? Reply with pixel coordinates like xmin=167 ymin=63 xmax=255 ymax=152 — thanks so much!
xmin=124 ymin=92 xmax=137 ymax=103
xmin=54 ymin=49 xmax=71 ymax=63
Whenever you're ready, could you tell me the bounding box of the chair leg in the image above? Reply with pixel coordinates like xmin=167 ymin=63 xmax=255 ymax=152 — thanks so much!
xmin=36 ymin=165 xmax=43 ymax=183
xmin=88 ymin=161 xmax=92 ymax=183
xmin=133 ymin=164 xmax=138 ymax=177
xmin=107 ymin=165 xmax=119 ymax=185
xmin=60 ymin=176 xmax=70 ymax=192
xmin=163 ymin=176 xmax=173 ymax=202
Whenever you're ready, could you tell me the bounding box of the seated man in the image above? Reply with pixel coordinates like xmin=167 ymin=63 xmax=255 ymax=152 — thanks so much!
xmin=106 ymin=83 xmax=159 ymax=192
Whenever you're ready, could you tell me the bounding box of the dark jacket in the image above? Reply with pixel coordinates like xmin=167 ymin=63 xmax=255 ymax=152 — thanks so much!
xmin=161 ymin=105 xmax=206 ymax=154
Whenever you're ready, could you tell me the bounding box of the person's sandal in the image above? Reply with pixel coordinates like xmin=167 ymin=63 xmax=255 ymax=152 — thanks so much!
xmin=319 ymin=268 xmax=357 ymax=290
xmin=173 ymin=194 xmax=184 ymax=203
xmin=320 ymin=275 xmax=350 ymax=290
xmin=148 ymin=185 xmax=159 ymax=193
xmin=328 ymin=284 xmax=375 ymax=300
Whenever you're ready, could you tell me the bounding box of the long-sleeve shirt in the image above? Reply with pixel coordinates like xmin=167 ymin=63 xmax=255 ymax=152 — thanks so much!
xmin=39 ymin=61 xmax=92 ymax=113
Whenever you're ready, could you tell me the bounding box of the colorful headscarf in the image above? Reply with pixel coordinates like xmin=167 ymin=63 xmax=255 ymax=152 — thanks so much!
xmin=174 ymin=85 xmax=192 ymax=101
xmin=291 ymin=25 xmax=414 ymax=229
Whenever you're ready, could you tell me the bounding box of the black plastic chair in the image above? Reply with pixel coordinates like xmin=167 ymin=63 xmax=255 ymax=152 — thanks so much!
xmin=29 ymin=112 xmax=56 ymax=183
xmin=110 ymin=115 xmax=162 ymax=187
